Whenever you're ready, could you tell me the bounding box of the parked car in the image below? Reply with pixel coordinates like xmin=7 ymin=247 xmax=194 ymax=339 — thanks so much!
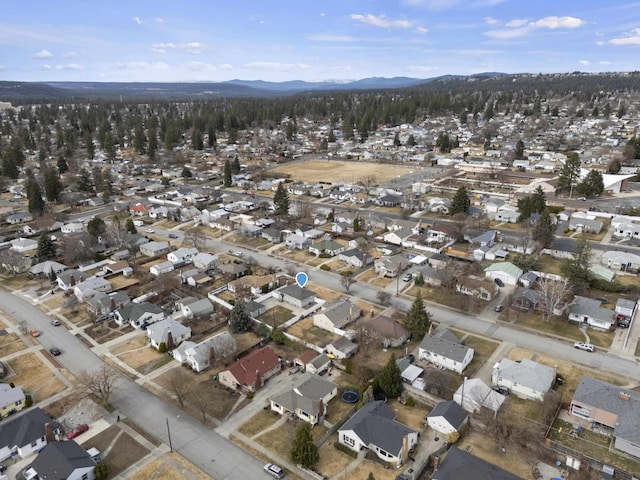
xmin=66 ymin=423 xmax=89 ymax=439
xmin=50 ymin=319 xmax=61 ymax=326
xmin=407 ymin=353 xmax=415 ymax=364
xmin=168 ymin=233 xmax=178 ymax=239
xmin=573 ymin=342 xmax=595 ymax=352
xmin=492 ymin=386 xmax=510 ymax=395
xmin=264 ymin=463 xmax=285 ymax=479
xmin=494 ymin=304 xmax=504 ymax=312
xmin=49 ymin=347 xmax=61 ymax=356
xmin=29 ymin=329 xmax=41 ymax=337
xmin=288 ymin=365 xmax=300 ymax=375
xmin=145 ymin=228 xmax=155 ymax=233
xmin=494 ymin=278 xmax=505 ymax=287
xmin=403 ymin=273 xmax=413 ymax=282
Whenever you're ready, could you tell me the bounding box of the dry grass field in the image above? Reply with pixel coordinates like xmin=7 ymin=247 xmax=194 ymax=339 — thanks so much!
xmin=458 ymin=431 xmax=533 ymax=479
xmin=316 ymin=438 xmax=354 ymax=478
xmin=0 ymin=332 xmax=27 ymax=357
xmin=7 ymin=352 xmax=67 ymax=401
xmin=272 ymin=160 xmax=413 ymax=183
xmin=129 ymin=452 xmax=211 ymax=480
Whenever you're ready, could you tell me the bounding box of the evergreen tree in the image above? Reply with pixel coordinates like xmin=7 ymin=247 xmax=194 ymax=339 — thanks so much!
xmin=77 ymin=167 xmax=93 ymax=192
xmin=26 ymin=172 xmax=45 ymax=217
xmin=232 ymin=157 xmax=241 ymax=174
xmin=558 ymin=152 xmax=581 ymax=195
xmin=102 ymin=168 xmax=114 ymax=198
xmin=207 ymin=124 xmax=217 ymax=147
xmin=125 ymin=218 xmax=137 ymax=234
xmin=367 ymin=473 xmax=376 ymax=480
xmin=273 ymin=182 xmax=290 ymax=217
xmin=561 ymin=233 xmax=592 ymax=287
xmin=84 ymin=131 xmax=95 ymax=159
xmin=533 ymin=209 xmax=554 ymax=248
xmin=342 ymin=115 xmax=354 ymax=141
xmin=378 ymin=354 xmax=403 ymax=399
xmin=450 ymin=186 xmax=470 ymax=215
xmin=181 ymin=166 xmax=193 ymax=178
xmin=147 ymin=127 xmax=158 ymax=161
xmin=576 ymin=170 xmax=604 ymax=198
xmin=191 ymin=129 xmax=203 ymax=150
xmin=515 ymin=139 xmax=525 ymax=159
xmin=290 ymin=423 xmax=319 ymax=469
xmin=37 ymin=232 xmax=56 ymax=260
xmin=436 ymin=132 xmax=451 ymax=153
xmin=223 ymin=159 xmax=232 ymax=187
xmin=393 ymin=132 xmax=401 ymax=147
xmin=229 ymin=300 xmax=252 ymax=333
xmin=405 ymin=292 xmax=430 ymax=338
xmin=133 ymin=123 xmax=146 ymax=154
xmin=57 ymin=153 xmax=68 ymax=174
xmin=406 ymin=134 xmax=416 ymax=146
xmin=327 ymin=130 xmax=336 ymax=143
xmin=44 ymin=166 xmax=64 ymax=203
xmin=483 ymin=102 xmax=494 ymax=121
xmin=87 ymin=217 xmax=106 ymax=238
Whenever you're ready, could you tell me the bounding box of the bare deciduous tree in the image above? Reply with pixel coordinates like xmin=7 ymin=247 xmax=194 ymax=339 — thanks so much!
xmin=210 ymin=334 xmax=237 ymax=366
xmin=184 ymin=227 xmax=206 ymax=250
xmin=340 ymin=273 xmax=356 ymax=293
xmin=537 ymin=277 xmax=573 ymax=322
xmin=189 ymin=388 xmax=209 ymax=424
xmin=77 ymin=365 xmax=117 ymax=407
xmin=168 ymin=370 xmax=192 ymax=407
xmin=376 ymin=290 xmax=391 ymax=306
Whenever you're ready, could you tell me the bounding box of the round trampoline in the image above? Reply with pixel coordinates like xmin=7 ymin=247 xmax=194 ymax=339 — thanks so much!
xmin=341 ymin=390 xmax=359 ymax=403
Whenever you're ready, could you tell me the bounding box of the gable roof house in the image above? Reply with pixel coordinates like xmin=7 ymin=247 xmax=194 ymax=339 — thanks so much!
xmin=167 ymin=247 xmax=199 ymax=264
xmin=28 ymin=440 xmax=97 ymax=480
xmin=363 ymin=315 xmax=410 ymax=348
xmin=432 ymin=446 xmax=523 ymax=480
xmin=56 ymin=269 xmax=89 ymax=291
xmin=601 ymin=250 xmax=640 ymax=272
xmin=74 ymin=276 xmax=113 ymax=301
xmin=217 ymin=261 xmax=249 ymax=280
xmin=419 ymin=332 xmax=474 ymax=374
xmin=0 ymin=407 xmax=61 ymax=462
xmin=172 ymin=331 xmax=237 ymax=372
xmin=570 ymin=376 xmax=640 ymax=458
xmin=150 ymin=260 xmax=175 ymax=277
xmin=426 ymin=400 xmax=469 ymax=435
xmin=115 ymin=301 xmax=164 ymax=328
xmin=568 ymin=295 xmax=615 ymax=330
xmin=28 ymin=260 xmax=67 ymax=278
xmin=453 ymin=378 xmax=506 ymax=414
xmin=218 ymin=346 xmax=281 ymax=392
xmin=455 ymin=275 xmax=497 ymax=301
xmin=569 ymin=212 xmax=603 ymax=234
xmin=140 ymin=241 xmax=170 ymax=257
xmin=484 ymin=262 xmax=523 ymax=286
xmin=0 ymin=384 xmax=25 ymax=418
xmin=338 ymin=248 xmax=372 ymax=268
xmin=192 ymin=252 xmax=217 ymax=271
xmin=491 ymin=358 xmax=556 ymax=401
xmin=374 ymin=254 xmax=407 ymax=278
xmin=285 ymin=233 xmax=311 ymax=250
xmin=274 ymin=284 xmax=316 ymax=308
xmin=85 ymin=291 xmax=130 ymax=316
xmin=270 ymin=374 xmax=338 ymax=425
xmin=313 ymin=300 xmax=361 ymax=334
xmin=309 ymin=239 xmax=345 ymax=257
xmin=180 ymin=297 xmax=214 ymax=319
xmin=147 ymin=318 xmax=192 ymax=350
xmin=338 ymin=401 xmax=418 ymax=467
xmin=495 ymin=205 xmax=519 ymax=223
xmin=326 ymin=336 xmax=358 ymax=359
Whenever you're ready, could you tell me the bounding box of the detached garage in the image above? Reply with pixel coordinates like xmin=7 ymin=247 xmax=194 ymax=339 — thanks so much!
xmin=484 ymin=262 xmax=523 ymax=286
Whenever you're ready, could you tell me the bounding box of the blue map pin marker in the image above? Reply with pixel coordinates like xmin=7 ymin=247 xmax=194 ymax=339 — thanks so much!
xmin=295 ymin=272 xmax=308 ymax=288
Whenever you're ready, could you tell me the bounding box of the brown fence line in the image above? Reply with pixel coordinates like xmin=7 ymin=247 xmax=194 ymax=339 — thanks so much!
xmin=547 ymin=440 xmax=637 ymax=480
xmin=316 ymin=404 xmax=357 ymax=448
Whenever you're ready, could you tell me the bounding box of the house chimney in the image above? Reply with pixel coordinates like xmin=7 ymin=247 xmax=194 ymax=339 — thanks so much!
xmin=254 ymin=370 xmax=262 ymax=391
xmin=110 ymin=298 xmax=116 ymax=310
xmin=317 ymin=398 xmax=324 ymax=423
xmin=432 ymin=455 xmax=440 ymax=471
xmin=167 ymin=331 xmax=175 ymax=351
xmin=44 ymin=423 xmax=55 ymax=442
xmin=70 ymin=274 xmax=76 ymax=286
xmin=401 ymin=435 xmax=409 ymax=464
xmin=619 ymin=391 xmax=631 ymax=401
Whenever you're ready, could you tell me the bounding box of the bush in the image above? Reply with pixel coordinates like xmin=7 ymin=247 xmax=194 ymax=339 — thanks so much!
xmin=547 ymin=205 xmax=563 ymax=215
xmin=413 ymin=273 xmax=424 ymax=286
xmin=341 ymin=270 xmax=354 ymax=277
xmin=94 ymin=463 xmax=108 ymax=480
xmin=320 ymin=264 xmax=331 ymax=271
xmin=158 ymin=342 xmax=167 ymax=353
xmin=334 ymin=441 xmax=358 ymax=458
xmin=24 ymin=395 xmax=33 ymax=407
xmin=247 ymin=391 xmax=254 ymax=399
xmin=404 ymin=395 xmax=415 ymax=407
xmin=319 ymin=253 xmax=332 ymax=259
xmin=590 ymin=278 xmax=632 ymax=293
xmin=343 ymin=358 xmax=353 ymax=374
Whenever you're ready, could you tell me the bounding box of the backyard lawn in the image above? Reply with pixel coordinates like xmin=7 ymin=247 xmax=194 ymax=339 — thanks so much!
xmin=258 ymin=305 xmax=295 ymax=327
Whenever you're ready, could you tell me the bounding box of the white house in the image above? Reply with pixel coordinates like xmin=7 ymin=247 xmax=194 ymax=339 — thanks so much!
xmin=192 ymin=252 xmax=217 ymax=270
xmin=273 ymin=284 xmax=316 ymax=308
xmin=150 ymin=261 xmax=175 ymax=276
xmin=147 ymin=318 xmax=192 ymax=350
xmin=426 ymin=400 xmax=468 ymax=435
xmin=28 ymin=441 xmax=98 ymax=480
xmin=73 ymin=276 xmax=113 ymax=301
xmin=491 ymin=358 xmax=556 ymax=401
xmin=0 ymin=408 xmax=60 ymax=462
xmin=270 ymin=374 xmax=338 ymax=425
xmin=167 ymin=247 xmax=199 ymax=264
xmin=172 ymin=331 xmax=237 ymax=372
xmin=568 ymin=296 xmax=615 ymax=330
xmin=313 ymin=300 xmax=361 ymax=333
xmin=418 ymin=331 xmax=474 ymax=374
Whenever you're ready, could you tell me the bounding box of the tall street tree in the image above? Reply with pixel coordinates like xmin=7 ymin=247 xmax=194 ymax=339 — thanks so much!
xmin=576 ymin=170 xmax=604 ymax=198
xmin=223 ymin=159 xmax=232 ymax=187
xmin=377 ymin=354 xmax=403 ymax=399
xmin=44 ymin=166 xmax=64 ymax=203
xmin=532 ymin=209 xmax=554 ymax=249
xmin=450 ymin=186 xmax=470 ymax=215
xmin=87 ymin=217 xmax=107 ymax=239
xmin=77 ymin=167 xmax=93 ymax=192
xmin=561 ymin=233 xmax=592 ymax=288
xmin=405 ymin=292 xmax=431 ymax=338
xmin=26 ymin=172 xmax=45 ymax=217
xmin=515 ymin=139 xmax=525 ymax=159
xmin=558 ymin=152 xmax=581 ymax=196
xmin=273 ymin=182 xmax=290 ymax=217
xmin=290 ymin=423 xmax=319 ymax=469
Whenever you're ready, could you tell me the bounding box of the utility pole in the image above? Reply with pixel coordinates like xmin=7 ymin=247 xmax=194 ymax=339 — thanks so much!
xmin=396 ymin=262 xmax=401 ymax=296
xmin=166 ymin=417 xmax=173 ymax=452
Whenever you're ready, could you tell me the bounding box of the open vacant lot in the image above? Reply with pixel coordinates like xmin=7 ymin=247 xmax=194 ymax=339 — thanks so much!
xmin=129 ymin=452 xmax=211 ymax=480
xmin=112 ymin=335 xmax=172 ymax=375
xmin=7 ymin=351 xmax=67 ymax=401
xmin=81 ymin=425 xmax=151 ymax=478
xmin=272 ymin=159 xmax=413 ymax=183
xmin=0 ymin=331 xmax=27 ymax=357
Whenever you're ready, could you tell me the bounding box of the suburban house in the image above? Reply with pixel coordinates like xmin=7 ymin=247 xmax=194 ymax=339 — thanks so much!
xmin=167 ymin=247 xmax=199 ymax=264
xmin=383 ymin=228 xmax=413 ymax=246
xmin=427 ymin=224 xmax=458 ymax=243
xmin=28 ymin=440 xmax=98 ymax=480
xmin=56 ymin=269 xmax=89 ymax=291
xmin=418 ymin=331 xmax=474 ymax=374
xmin=218 ymin=346 xmax=281 ymax=392
xmin=569 ymin=212 xmax=603 ymax=233
xmin=510 ymin=287 xmax=545 ymax=312
xmin=338 ymin=401 xmax=418 ymax=467
xmin=180 ymin=297 xmax=214 ymax=319
xmin=85 ymin=291 xmax=130 ymax=316
xmin=326 ymin=336 xmax=358 ymax=359
xmin=270 ymin=373 xmax=338 ymax=425
xmin=570 ymin=376 xmax=640 ymax=458
xmin=568 ymin=296 xmax=615 ymax=330
xmin=146 ymin=318 xmax=192 ymax=350
xmin=73 ymin=276 xmax=113 ymax=301
xmin=426 ymin=400 xmax=469 ymax=435
xmin=115 ymin=301 xmax=164 ymax=328
xmin=217 ymin=262 xmax=249 ymax=280
xmin=362 ymin=315 xmax=411 ymax=348
xmin=140 ymin=241 xmax=170 ymax=257
xmin=309 ymin=238 xmax=345 ymax=257
xmin=432 ymin=446 xmax=523 ymax=480
xmin=0 ymin=407 xmax=61 ymax=461
xmin=228 ymin=274 xmax=280 ymax=297
xmin=0 ymin=384 xmax=25 ymax=418
xmin=313 ymin=300 xmax=361 ymax=333
xmin=495 ymin=206 xmax=519 ymax=224
xmin=491 ymin=358 xmax=556 ymax=401
xmin=150 ymin=261 xmax=175 ymax=276
xmin=192 ymin=252 xmax=217 ymax=270
xmin=338 ymin=249 xmax=372 ymax=268
xmin=601 ymin=250 xmax=640 ymax=272
xmin=455 ymin=275 xmax=497 ymax=301
xmin=274 ymin=284 xmax=316 ymax=308
xmin=305 ymin=354 xmax=332 ymax=375
xmin=285 ymin=233 xmax=311 ymax=250
xmin=245 ymin=300 xmax=267 ymax=318
xmin=28 ymin=260 xmax=67 ymax=278
xmin=172 ymin=331 xmax=237 ymax=372
xmin=484 ymin=262 xmax=523 ymax=286
xmin=417 ymin=266 xmax=450 ymax=287
xmin=374 ymin=255 xmax=406 ymax=278
xmin=453 ymin=378 xmax=505 ymax=414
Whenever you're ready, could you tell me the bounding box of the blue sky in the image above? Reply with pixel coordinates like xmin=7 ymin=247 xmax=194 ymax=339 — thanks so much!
xmin=1 ymin=0 xmax=640 ymax=83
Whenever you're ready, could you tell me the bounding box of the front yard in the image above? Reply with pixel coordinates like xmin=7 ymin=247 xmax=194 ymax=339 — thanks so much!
xmin=258 ymin=305 xmax=295 ymax=328
xmin=286 ymin=317 xmax=338 ymax=348
xmin=254 ymin=419 xmax=328 ymax=460
xmin=7 ymin=351 xmax=67 ymax=402
xmin=462 ymin=335 xmax=500 ymax=377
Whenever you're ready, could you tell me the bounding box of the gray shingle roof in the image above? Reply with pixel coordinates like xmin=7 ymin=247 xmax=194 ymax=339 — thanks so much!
xmin=279 ymin=284 xmax=316 ymax=301
xmin=419 ymin=334 xmax=472 ymax=363
xmin=31 ymin=440 xmax=96 ymax=478
xmin=433 ymin=446 xmax=523 ymax=480
xmin=569 ymin=296 xmax=614 ymax=322
xmin=340 ymin=401 xmax=416 ymax=456
xmin=270 ymin=373 xmax=337 ymax=417
xmin=0 ymin=408 xmax=59 ymax=450
xmin=428 ymin=400 xmax=468 ymax=430
xmin=493 ymin=359 xmax=555 ymax=393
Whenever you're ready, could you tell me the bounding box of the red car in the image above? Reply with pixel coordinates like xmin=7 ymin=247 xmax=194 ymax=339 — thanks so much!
xmin=66 ymin=423 xmax=89 ymax=439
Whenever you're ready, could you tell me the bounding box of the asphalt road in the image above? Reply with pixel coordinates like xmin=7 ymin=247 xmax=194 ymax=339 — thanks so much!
xmin=0 ymin=289 xmax=268 ymax=480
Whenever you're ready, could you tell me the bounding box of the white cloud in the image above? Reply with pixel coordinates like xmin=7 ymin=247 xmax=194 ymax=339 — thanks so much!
xmin=242 ymin=62 xmax=310 ymax=72
xmin=350 ymin=14 xmax=412 ymax=29
xmin=599 ymin=60 xmax=612 ymax=65
xmin=320 ymin=12 xmax=325 ymax=17
xmin=61 ymin=51 xmax=78 ymax=58
xmin=484 ymin=17 xmax=500 ymax=25
xmin=55 ymin=63 xmax=82 ymax=70
xmin=34 ymin=49 xmax=53 ymax=59
xmin=308 ymin=34 xmax=358 ymax=42
xmin=529 ymin=16 xmax=585 ymax=29
xmin=218 ymin=63 xmax=234 ymax=70
xmin=485 ymin=27 xmax=531 ymax=39
xmin=181 ymin=61 xmax=216 ymax=71
xmin=596 ymin=40 xmax=605 ymax=46
xmin=133 ymin=17 xmax=142 ymax=25
xmin=609 ymin=28 xmax=640 ymax=45
xmin=414 ymin=26 xmax=428 ymax=34
xmin=183 ymin=42 xmax=204 ymax=54
xmin=579 ymin=60 xmax=590 ymax=66
xmin=154 ymin=17 xmax=164 ymax=23
xmin=42 ymin=64 xmax=51 ymax=70
xmin=402 ymin=0 xmax=461 ymax=9
xmin=505 ymin=18 xmax=528 ymax=28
